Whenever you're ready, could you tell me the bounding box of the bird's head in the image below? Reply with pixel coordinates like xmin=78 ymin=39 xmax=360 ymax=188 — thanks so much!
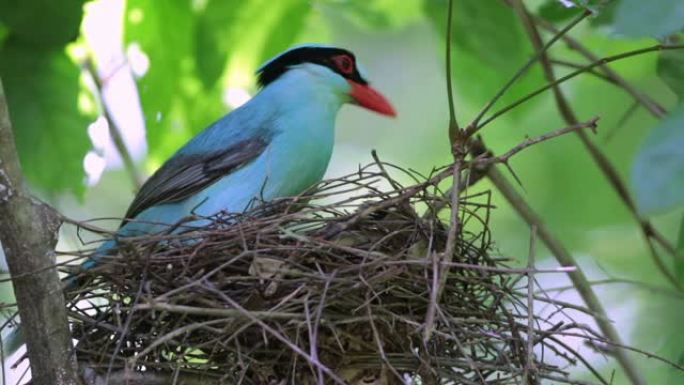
xmin=256 ymin=44 xmax=396 ymax=117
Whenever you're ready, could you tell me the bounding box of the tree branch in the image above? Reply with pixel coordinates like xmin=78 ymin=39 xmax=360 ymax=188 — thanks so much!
xmin=0 ymin=79 xmax=79 ymax=384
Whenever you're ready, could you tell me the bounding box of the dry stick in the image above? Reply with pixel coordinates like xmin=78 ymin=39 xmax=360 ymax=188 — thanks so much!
xmin=512 ymin=2 xmax=682 ymax=291
xmin=85 ymin=59 xmax=144 ymax=190
xmin=467 ymin=9 xmax=590 ymax=136
xmin=203 ymin=283 xmax=347 ymax=385
xmin=424 ymin=0 xmax=463 ymax=343
xmin=523 ymin=226 xmax=538 ymax=385
xmin=473 ymin=117 xmax=599 ymax=168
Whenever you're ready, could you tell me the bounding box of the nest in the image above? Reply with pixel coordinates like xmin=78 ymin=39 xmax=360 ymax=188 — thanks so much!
xmin=64 ymin=161 xmax=604 ymax=385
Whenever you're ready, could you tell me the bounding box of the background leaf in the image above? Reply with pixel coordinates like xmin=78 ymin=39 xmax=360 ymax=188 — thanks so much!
xmin=0 ymin=0 xmax=85 ymax=47
xmin=0 ymin=44 xmax=91 ymax=196
xmin=124 ymin=0 xmax=195 ymax=163
xmin=612 ymin=0 xmax=684 ymax=38
xmin=631 ymin=105 xmax=684 ymax=214
xmin=657 ymin=46 xmax=684 ymax=101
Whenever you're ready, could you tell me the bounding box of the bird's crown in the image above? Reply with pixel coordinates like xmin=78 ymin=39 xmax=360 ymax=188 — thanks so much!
xmin=256 ymin=44 xmax=367 ymax=87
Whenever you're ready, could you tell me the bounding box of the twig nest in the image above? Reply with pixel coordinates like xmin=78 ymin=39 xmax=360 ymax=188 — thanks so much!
xmin=67 ymin=162 xmax=599 ymax=384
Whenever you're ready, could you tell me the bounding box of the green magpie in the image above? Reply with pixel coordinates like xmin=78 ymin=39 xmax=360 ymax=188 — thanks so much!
xmin=4 ymin=44 xmax=395 ymax=355
xmin=90 ymin=44 xmax=395 ymax=261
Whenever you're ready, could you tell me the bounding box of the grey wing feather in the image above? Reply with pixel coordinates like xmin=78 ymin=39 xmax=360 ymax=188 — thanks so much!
xmin=122 ymin=137 xmax=268 ymax=224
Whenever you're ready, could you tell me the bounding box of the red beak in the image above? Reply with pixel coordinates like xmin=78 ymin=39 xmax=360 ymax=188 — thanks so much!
xmin=348 ymin=80 xmax=396 ymax=117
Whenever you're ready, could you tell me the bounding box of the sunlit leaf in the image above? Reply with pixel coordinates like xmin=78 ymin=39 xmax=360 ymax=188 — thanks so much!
xmin=0 ymin=44 xmax=91 ymax=196
xmin=0 ymin=0 xmax=85 ymax=47
xmin=612 ymin=0 xmax=684 ymax=38
xmin=657 ymin=47 xmax=684 ymax=100
xmin=194 ymin=0 xmax=245 ymax=89
xmin=124 ymin=0 xmax=195 ymax=162
xmin=631 ymin=105 xmax=684 ymax=215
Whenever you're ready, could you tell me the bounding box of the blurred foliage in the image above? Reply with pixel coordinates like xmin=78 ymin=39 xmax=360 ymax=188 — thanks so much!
xmin=612 ymin=0 xmax=684 ymax=38
xmin=657 ymin=42 xmax=684 ymax=100
xmin=0 ymin=0 xmax=91 ymax=197
xmin=631 ymin=105 xmax=684 ymax=214
xmin=1 ymin=1 xmax=684 ymax=381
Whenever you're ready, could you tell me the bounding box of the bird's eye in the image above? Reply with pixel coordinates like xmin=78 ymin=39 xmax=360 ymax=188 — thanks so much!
xmin=332 ymin=54 xmax=354 ymax=75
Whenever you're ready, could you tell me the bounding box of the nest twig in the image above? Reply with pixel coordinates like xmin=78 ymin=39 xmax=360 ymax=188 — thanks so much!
xmin=58 ymin=161 xmax=607 ymax=385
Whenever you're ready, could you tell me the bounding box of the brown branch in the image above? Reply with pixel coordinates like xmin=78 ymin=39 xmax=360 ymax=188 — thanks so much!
xmin=85 ymin=59 xmax=144 ymax=190
xmin=473 ymin=117 xmax=599 ymax=168
xmin=0 ymin=79 xmax=79 ymax=384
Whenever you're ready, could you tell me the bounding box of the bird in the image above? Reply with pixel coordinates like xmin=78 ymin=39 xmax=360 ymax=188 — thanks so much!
xmin=3 ymin=44 xmax=395 ymax=355
xmin=88 ymin=44 xmax=395 ymax=260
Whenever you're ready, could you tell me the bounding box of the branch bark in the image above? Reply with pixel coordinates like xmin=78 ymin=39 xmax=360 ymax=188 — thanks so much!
xmin=0 ymin=78 xmax=80 ymax=384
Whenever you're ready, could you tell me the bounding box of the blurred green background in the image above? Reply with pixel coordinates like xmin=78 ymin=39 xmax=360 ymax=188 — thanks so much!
xmin=1 ymin=0 xmax=683 ymax=383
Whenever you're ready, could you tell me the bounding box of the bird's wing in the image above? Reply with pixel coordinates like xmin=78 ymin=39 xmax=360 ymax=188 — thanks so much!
xmin=122 ymin=137 xmax=268 ymax=223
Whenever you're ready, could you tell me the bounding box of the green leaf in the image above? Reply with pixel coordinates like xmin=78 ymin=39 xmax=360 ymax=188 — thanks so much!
xmin=0 ymin=0 xmax=85 ymax=47
xmin=612 ymin=0 xmax=684 ymax=38
xmin=675 ymin=213 xmax=684 ymax=284
xmin=657 ymin=48 xmax=684 ymax=100
xmin=0 ymin=44 xmax=91 ymax=196
xmin=323 ymin=0 xmax=423 ymax=30
xmin=194 ymin=0 xmax=246 ymax=89
xmin=124 ymin=0 xmax=195 ymax=160
xmin=538 ymin=1 xmax=577 ymax=22
xmin=424 ymin=0 xmax=545 ymax=120
xmin=0 ymin=22 xmax=8 ymax=48
xmin=631 ymin=105 xmax=684 ymax=215
xmin=256 ymin=1 xmax=310 ymax=66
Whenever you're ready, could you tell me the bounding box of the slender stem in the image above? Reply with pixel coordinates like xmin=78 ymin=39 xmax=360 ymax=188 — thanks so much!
xmin=466 ymin=10 xmax=590 ymax=136
xmin=478 ymin=44 xmax=684 ymax=129
xmin=85 ymin=60 xmax=144 ymax=190
xmin=445 ymin=0 xmax=460 ymax=140
xmin=533 ymin=16 xmax=667 ymax=119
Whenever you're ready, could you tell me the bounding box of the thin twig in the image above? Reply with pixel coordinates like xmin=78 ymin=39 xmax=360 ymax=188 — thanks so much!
xmin=478 ymin=43 xmax=684 ymax=129
xmin=85 ymin=59 xmax=144 ymax=190
xmin=523 ymin=225 xmax=538 ymax=384
xmin=472 ymin=117 xmax=599 ymax=168
xmin=467 ymin=10 xmax=590 ymax=136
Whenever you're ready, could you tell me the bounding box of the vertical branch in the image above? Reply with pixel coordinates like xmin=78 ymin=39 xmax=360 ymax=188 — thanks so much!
xmin=424 ymin=0 xmax=465 ymax=342
xmin=0 ymin=79 xmax=80 ymax=384
xmin=86 ymin=60 xmax=144 ymax=190
xmin=445 ymin=0 xmax=460 ymax=138
xmin=523 ymin=226 xmax=537 ymax=385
